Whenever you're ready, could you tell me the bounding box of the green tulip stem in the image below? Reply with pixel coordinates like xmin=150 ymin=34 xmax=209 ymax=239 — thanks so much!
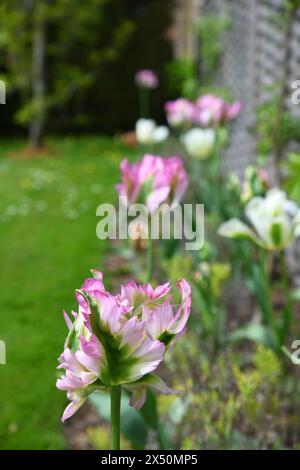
xmin=259 ymin=248 xmax=274 ymax=328
xmin=110 ymin=385 xmax=121 ymax=450
xmin=279 ymin=250 xmax=292 ymax=342
xmin=146 ymin=235 xmax=153 ymax=283
xmin=139 ymin=87 xmax=150 ymax=118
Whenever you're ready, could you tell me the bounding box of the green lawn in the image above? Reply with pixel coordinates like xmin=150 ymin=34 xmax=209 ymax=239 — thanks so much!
xmin=0 ymin=136 xmax=138 ymax=449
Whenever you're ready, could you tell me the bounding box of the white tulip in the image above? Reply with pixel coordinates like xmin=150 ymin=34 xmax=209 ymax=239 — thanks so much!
xmin=135 ymin=119 xmax=169 ymax=145
xmin=182 ymin=128 xmax=215 ymax=160
xmin=218 ymin=188 xmax=300 ymax=250
xmin=153 ymin=126 xmax=170 ymax=143
xmin=135 ymin=119 xmax=156 ymax=145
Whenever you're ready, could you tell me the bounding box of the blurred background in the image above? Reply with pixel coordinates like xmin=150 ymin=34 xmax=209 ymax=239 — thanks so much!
xmin=1 ymin=0 xmax=300 ymax=450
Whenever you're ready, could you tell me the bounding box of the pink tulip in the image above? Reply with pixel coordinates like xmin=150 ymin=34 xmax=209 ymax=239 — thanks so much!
xmin=194 ymin=94 xmax=242 ymax=127
xmin=194 ymin=94 xmax=224 ymax=127
xmin=164 ymin=98 xmax=195 ymax=129
xmin=224 ymin=101 xmax=243 ymax=121
xmin=56 ymin=271 xmax=192 ymax=420
xmin=135 ymin=69 xmax=159 ymax=89
xmin=116 ymin=154 xmax=188 ymax=213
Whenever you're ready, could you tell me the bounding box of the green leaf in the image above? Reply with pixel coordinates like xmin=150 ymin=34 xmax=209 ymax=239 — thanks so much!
xmin=228 ymin=323 xmax=278 ymax=349
xmin=290 ymin=288 xmax=300 ymax=302
xmin=218 ymin=218 xmax=259 ymax=245
xmin=247 ymin=264 xmax=274 ymax=326
xmin=140 ymin=390 xmax=172 ymax=450
xmin=90 ymin=385 xmax=173 ymax=450
xmin=90 ymin=392 xmax=148 ymax=450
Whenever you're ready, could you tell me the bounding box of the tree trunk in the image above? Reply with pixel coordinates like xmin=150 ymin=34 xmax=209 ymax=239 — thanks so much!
xmin=29 ymin=5 xmax=46 ymax=150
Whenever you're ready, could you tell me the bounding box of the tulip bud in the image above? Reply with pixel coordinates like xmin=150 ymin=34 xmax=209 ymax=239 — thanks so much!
xmin=182 ymin=128 xmax=216 ymax=160
xmin=218 ymin=188 xmax=300 ymax=251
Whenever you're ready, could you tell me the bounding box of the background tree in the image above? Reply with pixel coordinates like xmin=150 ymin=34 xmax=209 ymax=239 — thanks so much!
xmin=0 ymin=0 xmax=134 ymax=149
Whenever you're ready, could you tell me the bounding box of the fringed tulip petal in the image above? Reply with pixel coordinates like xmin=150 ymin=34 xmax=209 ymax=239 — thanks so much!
xmin=57 ymin=272 xmax=191 ymax=420
xmin=116 ymin=154 xmax=188 ymax=212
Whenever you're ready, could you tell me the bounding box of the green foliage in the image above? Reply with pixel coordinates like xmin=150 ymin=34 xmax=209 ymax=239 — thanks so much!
xmin=255 ymin=84 xmax=300 ymax=165
xmin=48 ymin=0 xmax=135 ymax=111
xmin=90 ymin=392 xmax=147 ymax=449
xmin=0 ymin=0 xmax=174 ymax=135
xmin=228 ymin=324 xmax=278 ymax=350
xmin=197 ymin=12 xmax=231 ymax=87
xmin=165 ymin=59 xmax=198 ymax=99
xmin=193 ymin=262 xmax=230 ymax=347
xmin=161 ymin=345 xmax=289 ymax=449
xmin=284 ymin=153 xmax=300 ymax=204
xmin=87 ymin=424 xmax=131 ymax=450
xmin=164 ymin=11 xmax=231 ymax=99
xmin=162 ymin=254 xmax=194 ymax=286
xmin=0 ymin=0 xmax=134 ymax=133
xmin=162 ymin=253 xmax=230 ymax=348
xmin=232 ymin=345 xmax=281 ymax=424
xmin=90 ymin=389 xmax=171 ymax=450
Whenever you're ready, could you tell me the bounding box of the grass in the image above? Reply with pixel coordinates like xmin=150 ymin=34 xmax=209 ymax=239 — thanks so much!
xmin=0 ymin=136 xmax=138 ymax=449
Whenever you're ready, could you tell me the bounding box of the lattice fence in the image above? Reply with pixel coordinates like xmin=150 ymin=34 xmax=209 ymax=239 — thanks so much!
xmin=199 ymin=0 xmax=300 ymax=177
xmin=196 ymin=0 xmax=300 ymax=283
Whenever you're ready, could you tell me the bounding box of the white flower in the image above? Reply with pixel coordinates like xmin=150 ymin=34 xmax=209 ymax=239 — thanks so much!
xmin=218 ymin=188 xmax=300 ymax=250
xmin=135 ymin=119 xmax=169 ymax=145
xmin=181 ymin=128 xmax=215 ymax=160
xmin=153 ymin=126 xmax=169 ymax=143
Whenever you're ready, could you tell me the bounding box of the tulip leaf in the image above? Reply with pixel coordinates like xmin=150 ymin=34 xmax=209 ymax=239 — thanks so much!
xmin=247 ymin=263 xmax=274 ymax=326
xmin=218 ymin=218 xmax=259 ymax=245
xmin=290 ymin=288 xmax=300 ymax=302
xmin=228 ymin=323 xmax=278 ymax=349
xmin=90 ymin=389 xmax=172 ymax=450
xmin=139 ymin=389 xmax=172 ymax=449
xmin=90 ymin=392 xmax=148 ymax=450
